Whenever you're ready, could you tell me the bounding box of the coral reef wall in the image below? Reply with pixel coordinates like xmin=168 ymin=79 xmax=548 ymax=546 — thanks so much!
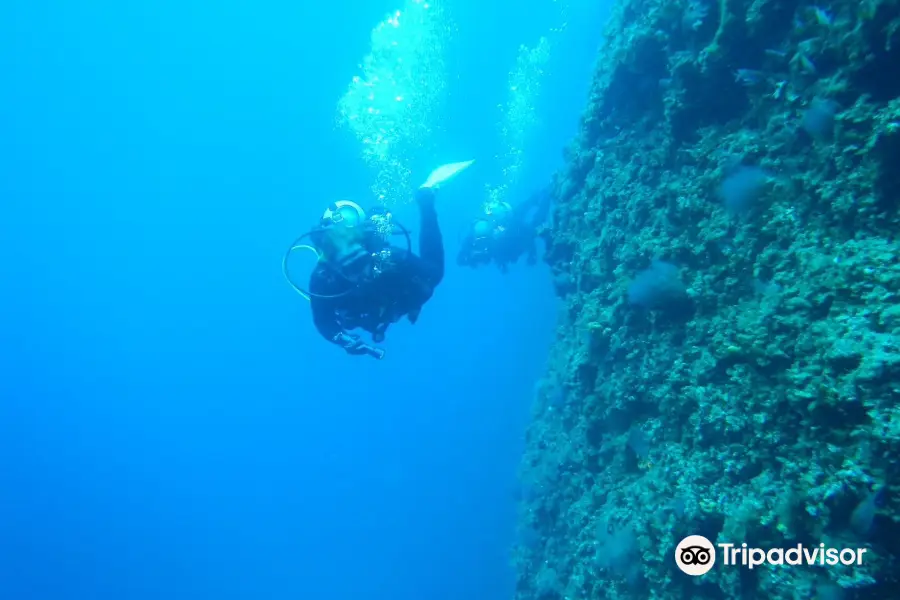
xmin=515 ymin=0 xmax=900 ymax=598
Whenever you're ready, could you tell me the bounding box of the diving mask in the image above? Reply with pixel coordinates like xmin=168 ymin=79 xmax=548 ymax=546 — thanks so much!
xmin=321 ymin=200 xmax=366 ymax=228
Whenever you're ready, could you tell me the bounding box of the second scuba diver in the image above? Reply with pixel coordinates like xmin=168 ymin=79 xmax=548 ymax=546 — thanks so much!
xmin=283 ymin=187 xmax=445 ymax=359
xmin=457 ymin=187 xmax=551 ymax=272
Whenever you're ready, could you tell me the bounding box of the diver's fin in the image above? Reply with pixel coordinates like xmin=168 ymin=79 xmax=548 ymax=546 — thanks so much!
xmin=420 ymin=159 xmax=475 ymax=189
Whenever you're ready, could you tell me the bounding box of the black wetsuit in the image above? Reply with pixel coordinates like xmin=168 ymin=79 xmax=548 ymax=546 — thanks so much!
xmin=309 ymin=190 xmax=444 ymax=358
xmin=457 ymin=188 xmax=551 ymax=272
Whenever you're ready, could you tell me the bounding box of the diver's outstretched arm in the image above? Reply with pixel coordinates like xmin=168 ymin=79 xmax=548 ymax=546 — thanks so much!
xmin=309 ymin=271 xmax=384 ymax=359
xmin=414 ymin=187 xmax=445 ymax=287
xmin=311 ymin=303 xmax=383 ymax=359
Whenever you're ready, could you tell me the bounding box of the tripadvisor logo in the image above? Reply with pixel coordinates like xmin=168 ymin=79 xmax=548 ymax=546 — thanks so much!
xmin=675 ymin=535 xmax=869 ymax=575
xmin=675 ymin=535 xmax=716 ymax=576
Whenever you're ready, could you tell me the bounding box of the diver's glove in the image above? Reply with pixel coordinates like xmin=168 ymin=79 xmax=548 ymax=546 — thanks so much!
xmin=333 ymin=332 xmax=385 ymax=360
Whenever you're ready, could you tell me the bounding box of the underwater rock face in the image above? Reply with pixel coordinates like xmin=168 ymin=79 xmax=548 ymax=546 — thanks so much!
xmin=516 ymin=0 xmax=900 ymax=598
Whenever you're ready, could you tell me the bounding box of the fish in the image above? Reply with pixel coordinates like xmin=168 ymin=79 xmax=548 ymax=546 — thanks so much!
xmin=850 ymin=487 xmax=883 ymax=535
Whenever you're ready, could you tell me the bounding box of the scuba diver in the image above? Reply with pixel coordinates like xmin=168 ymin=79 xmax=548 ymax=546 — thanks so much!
xmin=457 ymin=187 xmax=551 ymax=272
xmin=283 ymin=187 xmax=444 ymax=360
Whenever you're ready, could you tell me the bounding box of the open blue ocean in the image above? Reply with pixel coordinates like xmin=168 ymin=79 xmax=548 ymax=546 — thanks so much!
xmin=1 ymin=1 xmax=606 ymax=598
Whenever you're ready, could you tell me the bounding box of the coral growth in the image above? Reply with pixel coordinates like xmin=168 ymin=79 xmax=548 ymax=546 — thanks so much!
xmin=516 ymin=0 xmax=900 ymax=598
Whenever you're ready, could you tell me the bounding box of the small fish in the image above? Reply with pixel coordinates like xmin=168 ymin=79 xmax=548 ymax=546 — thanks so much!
xmin=627 ymin=426 xmax=650 ymax=458
xmin=764 ymin=48 xmax=787 ymax=59
xmin=850 ymin=487 xmax=883 ymax=536
xmin=734 ymin=69 xmax=765 ymax=85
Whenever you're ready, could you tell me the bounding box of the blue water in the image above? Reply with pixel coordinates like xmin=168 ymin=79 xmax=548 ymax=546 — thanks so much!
xmin=0 ymin=1 xmax=604 ymax=598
